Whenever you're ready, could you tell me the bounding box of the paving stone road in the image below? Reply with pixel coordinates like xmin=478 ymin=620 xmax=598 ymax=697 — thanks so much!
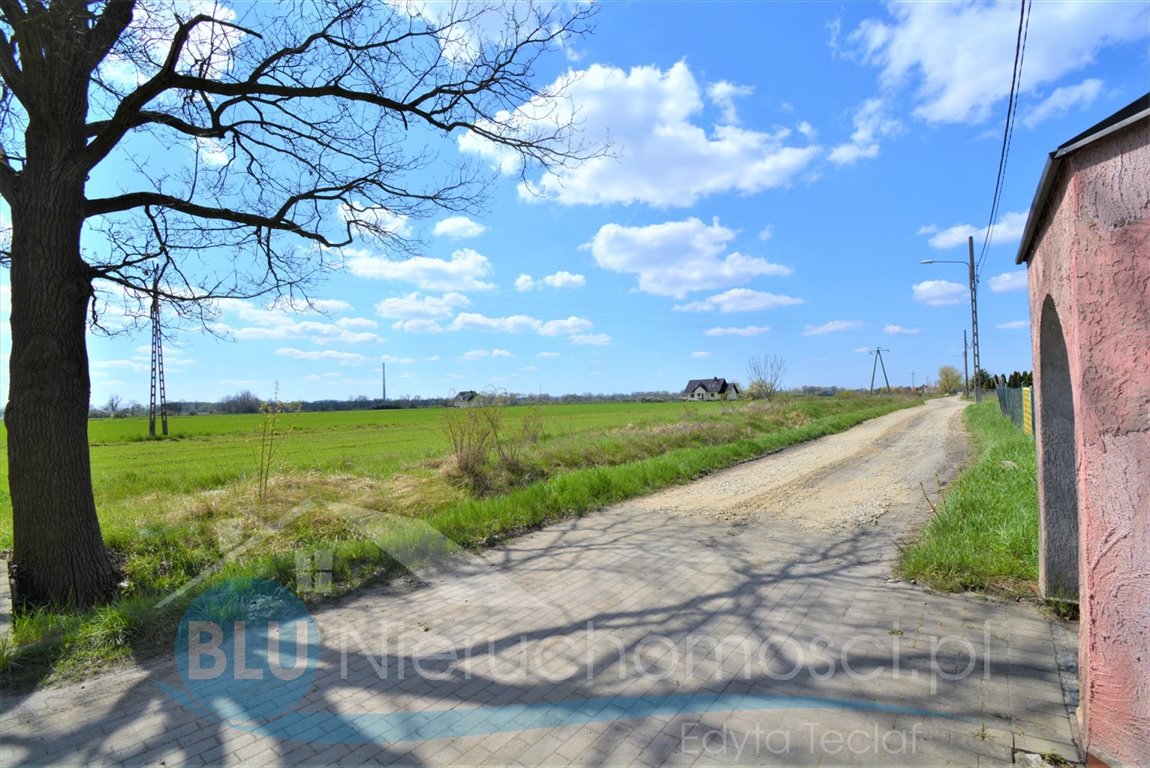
xmin=0 ymin=398 xmax=1080 ymax=766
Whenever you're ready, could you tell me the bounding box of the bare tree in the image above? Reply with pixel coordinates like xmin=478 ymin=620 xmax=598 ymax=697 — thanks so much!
xmin=0 ymin=0 xmax=596 ymax=607
xmin=104 ymin=393 xmax=123 ymax=416
xmin=746 ymin=354 xmax=787 ymax=401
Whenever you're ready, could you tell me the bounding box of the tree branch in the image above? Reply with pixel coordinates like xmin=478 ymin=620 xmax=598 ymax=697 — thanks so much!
xmin=0 ymin=30 xmax=26 ymax=105
xmin=86 ymin=190 xmax=345 ymax=246
xmin=0 ymin=146 xmax=18 ymax=203
xmin=86 ymin=110 xmax=224 ymax=139
xmin=82 ymin=0 xmax=135 ymax=73
xmin=83 ymin=14 xmax=258 ymax=170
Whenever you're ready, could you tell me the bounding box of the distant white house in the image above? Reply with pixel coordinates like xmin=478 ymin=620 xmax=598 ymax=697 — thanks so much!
xmin=682 ymin=377 xmax=740 ymax=401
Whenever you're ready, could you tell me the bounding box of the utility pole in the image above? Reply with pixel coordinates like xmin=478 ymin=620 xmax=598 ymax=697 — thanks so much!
xmin=921 ymin=238 xmax=981 ymax=402
xmin=963 ymin=330 xmax=970 ymax=399
xmin=968 ymin=236 xmax=982 ymax=403
xmin=381 ymin=362 xmax=387 ymax=402
xmin=869 ymin=348 xmax=891 ymax=394
xmin=910 ymin=370 xmax=916 ymax=389
xmin=148 ymin=271 xmax=169 ymax=438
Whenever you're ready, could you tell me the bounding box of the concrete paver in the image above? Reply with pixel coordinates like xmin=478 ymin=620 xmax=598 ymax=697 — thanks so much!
xmin=0 ymin=402 xmax=1079 ymax=766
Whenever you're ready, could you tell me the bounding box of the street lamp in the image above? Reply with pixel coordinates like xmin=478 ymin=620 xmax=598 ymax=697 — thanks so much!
xmin=922 ymin=235 xmax=981 ymax=403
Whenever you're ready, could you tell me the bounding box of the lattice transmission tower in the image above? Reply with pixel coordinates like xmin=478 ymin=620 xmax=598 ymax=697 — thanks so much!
xmin=149 ymin=272 xmax=169 ymax=438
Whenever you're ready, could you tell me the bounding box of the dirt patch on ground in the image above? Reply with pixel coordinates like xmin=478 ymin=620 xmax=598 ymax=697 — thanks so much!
xmin=629 ymin=397 xmax=970 ymax=532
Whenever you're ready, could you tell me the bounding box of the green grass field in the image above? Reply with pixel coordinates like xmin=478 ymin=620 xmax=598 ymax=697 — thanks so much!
xmin=0 ymin=394 xmax=920 ymax=687
xmin=898 ymin=400 xmax=1040 ymax=596
xmin=0 ymin=401 xmax=706 ymax=524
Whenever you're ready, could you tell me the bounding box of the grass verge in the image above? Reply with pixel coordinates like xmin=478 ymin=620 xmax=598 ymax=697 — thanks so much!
xmin=898 ymin=400 xmax=1039 ymax=596
xmin=2 ymin=396 xmax=918 ymax=690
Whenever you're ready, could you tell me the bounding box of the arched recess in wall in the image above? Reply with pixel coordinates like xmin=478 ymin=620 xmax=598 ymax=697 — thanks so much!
xmin=1038 ymin=294 xmax=1079 ymax=599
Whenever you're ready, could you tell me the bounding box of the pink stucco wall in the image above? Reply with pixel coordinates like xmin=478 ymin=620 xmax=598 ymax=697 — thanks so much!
xmin=1025 ymin=118 xmax=1150 ymax=766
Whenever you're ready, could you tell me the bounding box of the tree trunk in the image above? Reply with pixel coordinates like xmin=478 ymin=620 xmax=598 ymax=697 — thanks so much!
xmin=4 ymin=39 xmax=117 ymax=608
xmin=6 ymin=174 xmax=117 ymax=609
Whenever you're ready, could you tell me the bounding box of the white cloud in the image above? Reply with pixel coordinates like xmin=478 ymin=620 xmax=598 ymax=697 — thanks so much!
xmin=449 ymin=313 xmax=541 ymax=334
xmin=446 ymin=312 xmax=596 ymax=338
xmin=921 ymin=211 xmax=1028 ymax=250
xmin=828 ymin=98 xmax=901 ymax=165
xmin=588 ymin=217 xmax=792 ymax=299
xmin=1024 ymin=79 xmax=1104 ymax=128
xmin=375 ymin=292 xmax=470 ymax=319
xmin=691 ymin=351 xmax=712 ymax=359
xmin=102 ymin=0 xmax=241 ymax=87
xmin=337 ymin=203 xmax=412 ymax=238
xmin=276 ymin=348 xmax=369 ymax=365
xmin=460 ymin=61 xmax=821 ymax=207
xmin=214 ymin=299 xmax=381 ymax=344
xmin=912 ymin=280 xmax=967 ymax=306
xmin=704 ymin=326 xmax=771 ymax=337
xmin=674 ymin=288 xmax=804 ymax=314
xmin=544 ymin=271 xmax=586 ymax=289
xmin=382 ymin=0 xmax=522 ymax=64
xmin=337 ymin=317 xmax=376 ymax=330
xmin=433 ymin=216 xmax=488 ymax=239
xmin=707 ymin=80 xmax=755 ymax=124
xmin=570 ymin=333 xmax=612 ymax=346
xmin=390 ymin=319 xmax=444 ymax=334
xmin=854 ymin=346 xmax=871 ymax=354
xmin=538 ymin=317 xmax=593 ymax=336
xmin=989 ymin=271 xmax=1028 ymax=293
xmin=803 ymin=320 xmax=864 ymax=336
xmin=757 ymin=225 xmax=774 ymax=241
xmin=515 ymin=271 xmax=586 ymax=291
xmin=345 ymin=248 xmax=495 ymax=292
xmin=310 ymin=299 xmax=354 ymax=314
xmin=884 ymin=324 xmax=920 ymax=335
xmin=461 ymin=348 xmax=513 ymax=361
xmin=195 ymin=137 xmax=230 ymax=167
xmin=849 ymin=2 xmax=1148 ymax=124
xmin=996 ymin=320 xmax=1030 ymax=330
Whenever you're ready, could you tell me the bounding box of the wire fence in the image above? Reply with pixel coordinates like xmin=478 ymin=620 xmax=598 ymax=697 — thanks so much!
xmin=996 ymin=385 xmax=1035 ymax=435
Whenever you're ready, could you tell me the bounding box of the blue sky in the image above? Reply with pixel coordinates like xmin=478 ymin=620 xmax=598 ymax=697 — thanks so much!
xmin=2 ymin=0 xmax=1148 ymax=406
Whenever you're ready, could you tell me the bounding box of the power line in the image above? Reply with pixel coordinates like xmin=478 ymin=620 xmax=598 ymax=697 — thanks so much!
xmin=978 ymin=0 xmax=1032 ymax=277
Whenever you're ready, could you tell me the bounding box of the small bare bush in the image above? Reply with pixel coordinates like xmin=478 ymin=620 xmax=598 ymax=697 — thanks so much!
xmin=521 ymin=400 xmax=546 ymax=444
xmin=441 ymin=391 xmax=546 ymax=493
xmin=441 ymin=401 xmax=494 ymax=487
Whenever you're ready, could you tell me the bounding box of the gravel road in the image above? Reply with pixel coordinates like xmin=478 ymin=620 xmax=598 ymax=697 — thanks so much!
xmin=630 ymin=396 xmax=971 ymax=532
